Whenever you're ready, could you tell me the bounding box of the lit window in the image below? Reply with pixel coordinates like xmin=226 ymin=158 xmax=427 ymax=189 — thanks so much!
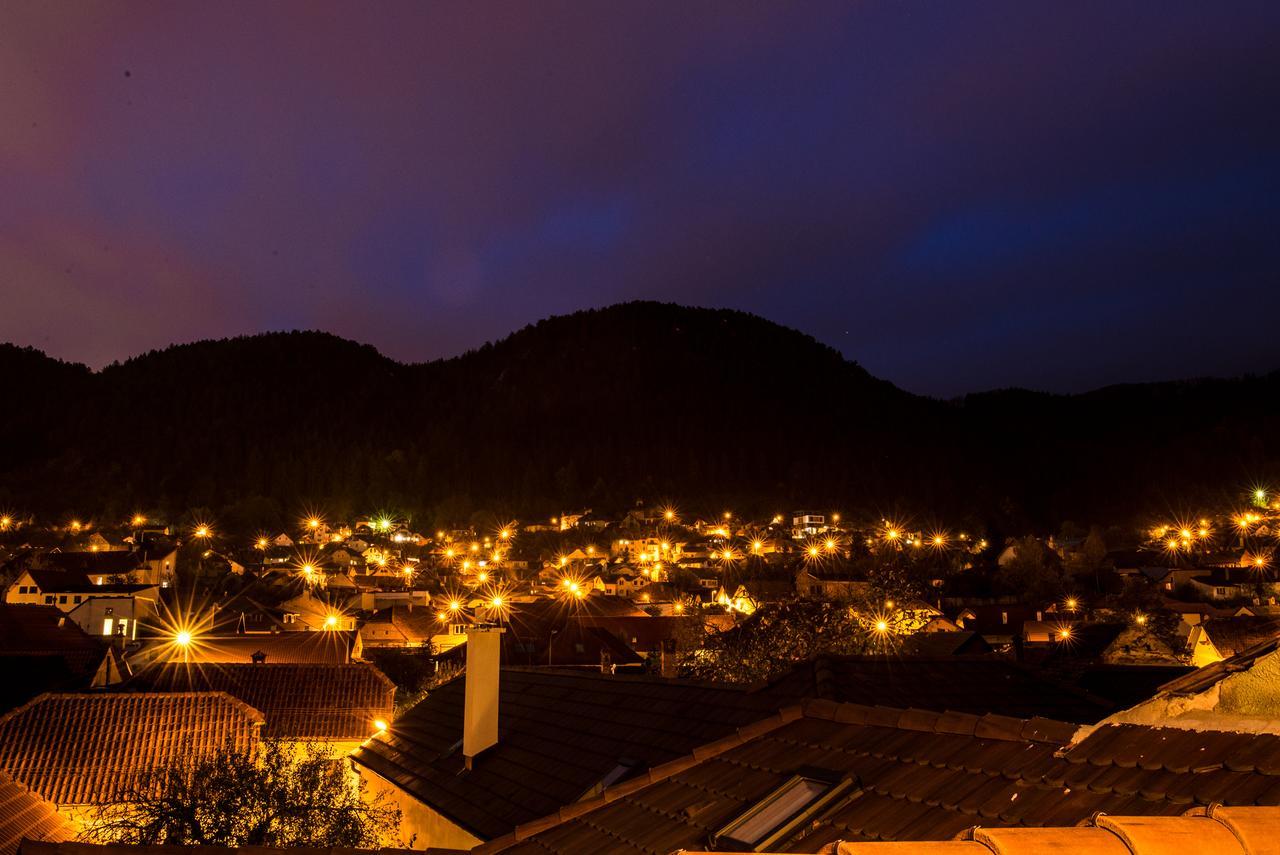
xmin=713 ymin=769 xmax=853 ymax=850
xmin=102 ymin=618 xmax=114 ymax=635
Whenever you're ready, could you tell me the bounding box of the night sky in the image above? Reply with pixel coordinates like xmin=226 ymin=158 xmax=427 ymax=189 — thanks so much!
xmin=2 ymin=2 xmax=1279 ymax=396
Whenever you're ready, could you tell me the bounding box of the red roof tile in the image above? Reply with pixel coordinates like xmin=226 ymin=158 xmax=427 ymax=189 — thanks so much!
xmin=0 ymin=770 xmax=73 ymax=855
xmin=124 ymin=662 xmax=395 ymax=740
xmin=0 ymin=692 xmax=264 ymax=805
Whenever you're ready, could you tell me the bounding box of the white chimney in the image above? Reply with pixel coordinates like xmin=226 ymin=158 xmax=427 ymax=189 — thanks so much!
xmin=464 ymin=626 xmax=504 ymax=768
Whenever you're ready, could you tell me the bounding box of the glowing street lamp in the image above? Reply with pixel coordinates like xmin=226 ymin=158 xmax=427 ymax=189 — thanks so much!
xmin=324 ymin=614 xmax=339 ymax=629
xmin=193 ymin=524 xmax=211 ymax=539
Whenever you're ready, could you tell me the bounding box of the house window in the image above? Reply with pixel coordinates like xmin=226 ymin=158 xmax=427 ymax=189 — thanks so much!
xmin=58 ymin=595 xmax=67 ymax=605
xmin=17 ymin=586 xmax=26 ymax=594
xmin=74 ymin=595 xmax=82 ymax=604
xmin=1001 ymin=611 xmax=1008 ymax=624
xmin=45 ymin=595 xmax=54 ymax=604
xmin=102 ymin=618 xmax=114 ymax=635
xmin=714 ymin=769 xmax=853 ymax=850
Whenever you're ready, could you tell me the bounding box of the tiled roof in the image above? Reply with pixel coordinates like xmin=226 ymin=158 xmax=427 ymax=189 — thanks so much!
xmin=349 ymin=668 xmax=785 ymax=840
xmin=0 ymin=692 xmax=264 ymax=805
xmin=0 ymin=770 xmax=73 ymax=855
xmin=757 ymin=656 xmax=1114 ymax=722
xmin=482 ymin=697 xmax=1280 ymax=853
xmin=680 ymin=806 xmax=1280 ymax=854
xmin=1202 ymin=616 xmax=1280 ymax=657
xmin=135 ymin=631 xmax=357 ymax=664
xmin=125 ymin=662 xmax=395 ymax=740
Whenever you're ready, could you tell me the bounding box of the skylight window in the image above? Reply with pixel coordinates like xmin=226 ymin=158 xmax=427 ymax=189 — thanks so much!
xmin=713 ymin=768 xmax=854 ymax=851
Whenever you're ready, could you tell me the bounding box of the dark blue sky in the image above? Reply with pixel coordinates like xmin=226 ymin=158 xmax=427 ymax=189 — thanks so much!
xmin=2 ymin=2 xmax=1278 ymax=396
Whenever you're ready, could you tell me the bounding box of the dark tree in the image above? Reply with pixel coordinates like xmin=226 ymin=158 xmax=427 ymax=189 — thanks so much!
xmin=83 ymin=740 xmax=403 ymax=847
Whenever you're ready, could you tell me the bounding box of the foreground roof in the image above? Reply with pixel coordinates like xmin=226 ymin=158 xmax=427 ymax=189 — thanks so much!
xmin=0 ymin=770 xmax=72 ymax=855
xmin=680 ymin=806 xmax=1280 ymax=854
xmin=350 ymin=667 xmax=785 ymax=840
xmin=759 ymin=655 xmax=1115 ymax=722
xmin=0 ymin=692 xmax=264 ymax=805
xmin=482 ymin=696 xmax=1280 ymax=853
xmin=125 ymin=662 xmax=395 ymax=740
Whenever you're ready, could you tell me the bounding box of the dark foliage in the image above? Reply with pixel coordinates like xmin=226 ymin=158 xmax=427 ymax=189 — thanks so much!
xmin=81 ymin=739 xmax=402 ymax=847
xmin=2 ymin=302 xmax=1278 ymax=529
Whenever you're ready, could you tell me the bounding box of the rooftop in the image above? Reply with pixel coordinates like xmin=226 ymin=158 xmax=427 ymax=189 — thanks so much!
xmin=481 ymin=696 xmax=1280 ymax=853
xmin=124 ymin=662 xmax=395 ymax=740
xmin=350 ymin=667 xmax=785 ymax=840
xmin=0 ymin=692 xmax=264 ymax=805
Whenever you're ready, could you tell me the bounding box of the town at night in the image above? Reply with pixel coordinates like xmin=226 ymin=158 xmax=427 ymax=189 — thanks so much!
xmin=4 ymin=3 xmax=1280 ymax=854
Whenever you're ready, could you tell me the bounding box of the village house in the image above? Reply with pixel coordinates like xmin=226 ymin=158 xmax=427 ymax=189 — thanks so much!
xmin=795 ymin=565 xmax=868 ymax=600
xmin=358 ymin=604 xmax=447 ymax=650
xmin=1190 ymin=566 xmax=1280 ymax=602
xmin=4 ymin=571 xmax=158 ymax=641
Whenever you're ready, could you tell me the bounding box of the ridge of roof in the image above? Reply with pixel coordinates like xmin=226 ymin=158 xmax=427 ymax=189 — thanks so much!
xmin=471 ymin=704 xmax=806 ymax=853
xmin=796 ymin=698 xmax=1079 ymax=744
xmin=0 ymin=690 xmax=267 ymax=728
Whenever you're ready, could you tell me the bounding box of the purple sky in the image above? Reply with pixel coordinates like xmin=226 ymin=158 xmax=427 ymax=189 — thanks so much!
xmin=2 ymin=2 xmax=1279 ymax=396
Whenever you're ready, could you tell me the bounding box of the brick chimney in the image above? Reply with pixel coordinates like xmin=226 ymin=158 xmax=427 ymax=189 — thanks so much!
xmin=464 ymin=625 xmax=504 ymax=769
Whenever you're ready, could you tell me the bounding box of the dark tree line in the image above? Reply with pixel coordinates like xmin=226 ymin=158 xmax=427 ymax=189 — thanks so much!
xmin=3 ymin=302 xmax=1280 ymax=530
